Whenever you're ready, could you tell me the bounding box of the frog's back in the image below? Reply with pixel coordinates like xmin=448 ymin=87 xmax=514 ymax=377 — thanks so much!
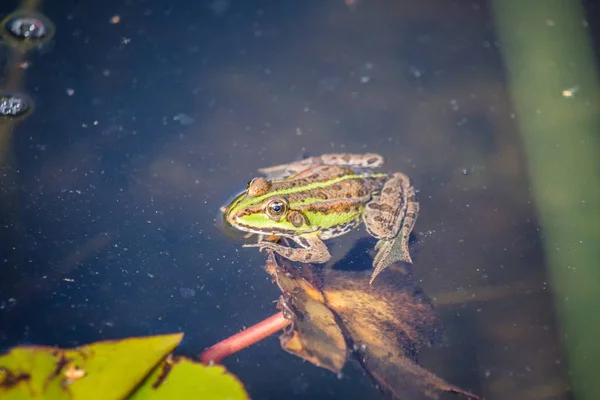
xmin=267 ymin=165 xmax=376 ymax=238
xmin=270 ymin=165 xmax=366 ymax=206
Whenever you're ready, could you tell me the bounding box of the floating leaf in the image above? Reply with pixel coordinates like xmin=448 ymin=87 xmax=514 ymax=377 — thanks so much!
xmin=0 ymin=333 xmax=182 ymax=400
xmin=0 ymin=333 xmax=248 ymax=400
xmin=130 ymin=355 xmax=248 ymax=400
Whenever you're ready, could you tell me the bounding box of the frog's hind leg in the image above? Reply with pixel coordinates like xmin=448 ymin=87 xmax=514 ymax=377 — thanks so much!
xmin=364 ymin=172 xmax=414 ymax=240
xmin=315 ymin=153 xmax=384 ymax=168
xmin=259 ymin=153 xmax=384 ymax=179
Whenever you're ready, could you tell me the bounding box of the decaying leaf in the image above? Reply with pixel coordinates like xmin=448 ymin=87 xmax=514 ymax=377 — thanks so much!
xmin=266 ymin=253 xmax=346 ymax=373
xmin=323 ymin=268 xmax=480 ymax=400
xmin=265 ymin=247 xmax=481 ymax=400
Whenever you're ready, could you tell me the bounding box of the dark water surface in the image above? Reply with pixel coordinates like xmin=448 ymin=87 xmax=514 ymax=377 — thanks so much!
xmin=0 ymin=1 xmax=579 ymax=399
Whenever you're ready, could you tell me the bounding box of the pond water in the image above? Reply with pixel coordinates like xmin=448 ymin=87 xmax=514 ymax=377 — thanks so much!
xmin=2 ymin=0 xmax=592 ymax=399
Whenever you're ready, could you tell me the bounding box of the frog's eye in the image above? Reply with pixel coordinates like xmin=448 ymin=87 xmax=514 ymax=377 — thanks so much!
xmin=265 ymin=198 xmax=288 ymax=220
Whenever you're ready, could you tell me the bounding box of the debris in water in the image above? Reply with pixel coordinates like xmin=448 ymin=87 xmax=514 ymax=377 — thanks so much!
xmin=173 ymin=113 xmax=195 ymax=126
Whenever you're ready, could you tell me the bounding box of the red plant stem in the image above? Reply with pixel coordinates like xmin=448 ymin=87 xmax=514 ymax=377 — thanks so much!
xmin=200 ymin=311 xmax=291 ymax=364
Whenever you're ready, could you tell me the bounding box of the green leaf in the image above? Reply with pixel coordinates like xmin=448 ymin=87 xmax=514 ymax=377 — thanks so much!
xmin=130 ymin=355 xmax=248 ymax=400
xmin=0 ymin=333 xmax=183 ymax=399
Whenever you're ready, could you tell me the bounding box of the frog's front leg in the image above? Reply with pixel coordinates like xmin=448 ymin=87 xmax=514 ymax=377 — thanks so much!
xmin=243 ymin=234 xmax=331 ymax=264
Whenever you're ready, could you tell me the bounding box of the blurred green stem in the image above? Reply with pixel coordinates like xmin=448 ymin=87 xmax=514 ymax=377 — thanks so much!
xmin=493 ymin=1 xmax=600 ymax=399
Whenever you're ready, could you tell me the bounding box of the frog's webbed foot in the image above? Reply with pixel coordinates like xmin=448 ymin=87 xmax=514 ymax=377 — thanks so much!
xmin=244 ymin=235 xmax=331 ymax=264
xmin=365 ymin=172 xmax=419 ymax=284
xmin=370 ymin=238 xmax=413 ymax=284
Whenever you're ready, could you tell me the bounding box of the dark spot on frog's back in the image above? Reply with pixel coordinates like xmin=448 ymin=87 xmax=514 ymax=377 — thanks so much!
xmin=367 ymin=203 xmax=381 ymax=211
xmin=314 ymin=191 xmax=328 ymax=200
xmin=331 ymin=183 xmax=342 ymax=191
xmin=367 ymin=157 xmax=379 ymax=164
xmin=368 ymin=203 xmax=394 ymax=213
xmin=382 ymin=187 xmax=395 ymax=195
xmin=341 ymin=154 xmax=352 ymax=162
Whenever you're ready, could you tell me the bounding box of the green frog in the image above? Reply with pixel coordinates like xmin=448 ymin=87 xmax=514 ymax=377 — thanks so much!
xmin=222 ymin=153 xmax=419 ymax=283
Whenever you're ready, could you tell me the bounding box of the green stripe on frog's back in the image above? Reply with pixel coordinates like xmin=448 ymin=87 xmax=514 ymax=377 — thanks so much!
xmin=235 ymin=172 xmax=388 ymax=210
xmin=285 ymin=176 xmax=371 ymax=207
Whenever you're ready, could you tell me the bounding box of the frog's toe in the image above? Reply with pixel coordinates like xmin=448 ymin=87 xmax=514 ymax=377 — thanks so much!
xmin=252 ymin=242 xmax=275 ymax=253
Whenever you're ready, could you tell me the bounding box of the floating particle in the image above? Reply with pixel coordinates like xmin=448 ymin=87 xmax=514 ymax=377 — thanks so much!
xmin=0 ymin=93 xmax=33 ymax=119
xmin=173 ymin=113 xmax=195 ymax=126
xmin=66 ymin=88 xmax=75 ymax=96
xmin=318 ymin=76 xmax=342 ymax=92
xmin=109 ymin=15 xmax=121 ymax=24
xmin=209 ymin=0 xmax=230 ymax=16
xmin=179 ymin=287 xmax=196 ymax=298
xmin=409 ymin=65 xmax=422 ymax=78
xmin=345 ymin=0 xmax=360 ymax=10
xmin=562 ymin=86 xmax=579 ymax=98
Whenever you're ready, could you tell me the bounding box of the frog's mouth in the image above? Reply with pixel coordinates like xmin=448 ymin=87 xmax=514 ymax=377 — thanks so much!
xmin=220 ymin=189 xmax=247 ymax=226
xmin=232 ymin=217 xmax=319 ymax=238
xmin=229 ymin=218 xmax=274 ymax=236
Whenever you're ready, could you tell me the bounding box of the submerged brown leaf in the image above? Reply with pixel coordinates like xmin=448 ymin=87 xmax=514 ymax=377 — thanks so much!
xmin=323 ymin=268 xmax=480 ymax=400
xmin=265 ymin=246 xmax=481 ymax=400
xmin=266 ymin=254 xmax=346 ymax=373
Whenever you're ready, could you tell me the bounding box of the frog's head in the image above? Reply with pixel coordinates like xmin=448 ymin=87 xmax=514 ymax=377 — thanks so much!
xmin=223 ymin=177 xmax=307 ymax=237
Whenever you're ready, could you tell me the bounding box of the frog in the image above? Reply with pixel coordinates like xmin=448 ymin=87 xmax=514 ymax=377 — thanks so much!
xmin=222 ymin=153 xmax=419 ymax=283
